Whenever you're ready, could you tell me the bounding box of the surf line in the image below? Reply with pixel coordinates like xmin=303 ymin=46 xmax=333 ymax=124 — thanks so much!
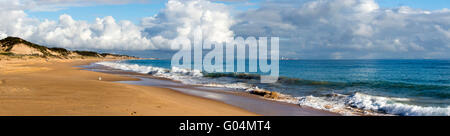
xmin=179 ymin=120 xmax=214 ymax=134
xmin=170 ymin=34 xmax=280 ymax=84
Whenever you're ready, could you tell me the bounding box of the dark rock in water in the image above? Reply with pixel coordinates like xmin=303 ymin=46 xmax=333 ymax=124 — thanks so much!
xmin=325 ymin=93 xmax=339 ymax=97
xmin=324 ymin=105 xmax=333 ymax=109
xmin=249 ymin=89 xmax=280 ymax=99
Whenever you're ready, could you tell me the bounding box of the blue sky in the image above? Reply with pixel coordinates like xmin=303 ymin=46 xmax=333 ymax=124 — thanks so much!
xmin=376 ymin=0 xmax=449 ymax=10
xmin=27 ymin=1 xmax=166 ymax=23
xmin=26 ymin=0 xmax=449 ymax=23
xmin=26 ymin=0 xmax=261 ymax=23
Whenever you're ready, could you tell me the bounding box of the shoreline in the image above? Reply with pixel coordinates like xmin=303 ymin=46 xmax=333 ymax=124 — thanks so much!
xmin=85 ymin=60 xmax=340 ymax=116
xmin=0 ymin=58 xmax=257 ymax=116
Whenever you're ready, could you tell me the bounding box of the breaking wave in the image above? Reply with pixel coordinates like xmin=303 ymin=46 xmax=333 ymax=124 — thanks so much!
xmin=298 ymin=93 xmax=450 ymax=116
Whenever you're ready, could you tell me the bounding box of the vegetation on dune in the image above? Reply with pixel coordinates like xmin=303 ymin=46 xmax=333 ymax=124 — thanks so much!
xmin=0 ymin=52 xmax=14 ymax=56
xmin=73 ymin=51 xmax=100 ymax=57
xmin=100 ymin=53 xmax=136 ymax=58
xmin=0 ymin=36 xmax=136 ymax=59
xmin=100 ymin=53 xmax=118 ymax=57
xmin=49 ymin=47 xmax=71 ymax=56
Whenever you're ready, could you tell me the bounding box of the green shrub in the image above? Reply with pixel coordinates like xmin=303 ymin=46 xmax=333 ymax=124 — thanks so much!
xmin=0 ymin=52 xmax=14 ymax=56
xmin=49 ymin=47 xmax=70 ymax=56
xmin=74 ymin=51 xmax=100 ymax=57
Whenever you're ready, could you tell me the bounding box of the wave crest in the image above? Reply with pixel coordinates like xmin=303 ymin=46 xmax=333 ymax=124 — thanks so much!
xmin=298 ymin=93 xmax=450 ymax=116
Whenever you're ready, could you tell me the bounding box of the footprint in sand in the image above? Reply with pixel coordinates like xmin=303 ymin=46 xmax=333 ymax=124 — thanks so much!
xmin=0 ymin=79 xmax=4 ymax=84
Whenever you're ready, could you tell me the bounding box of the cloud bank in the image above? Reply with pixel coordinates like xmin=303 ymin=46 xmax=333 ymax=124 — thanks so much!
xmin=0 ymin=0 xmax=155 ymax=50
xmin=232 ymin=0 xmax=450 ymax=59
xmin=0 ymin=0 xmax=233 ymax=50
xmin=1 ymin=0 xmax=450 ymax=59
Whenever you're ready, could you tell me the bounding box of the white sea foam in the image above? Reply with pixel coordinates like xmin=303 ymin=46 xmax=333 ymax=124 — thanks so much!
xmin=203 ymin=82 xmax=253 ymax=90
xmin=96 ymin=61 xmax=252 ymax=90
xmin=346 ymin=93 xmax=450 ymax=116
xmin=97 ymin=61 xmax=167 ymax=74
xmin=97 ymin=61 xmax=200 ymax=84
xmin=298 ymin=92 xmax=450 ymax=116
xmin=298 ymin=94 xmax=361 ymax=116
xmin=171 ymin=67 xmax=203 ymax=77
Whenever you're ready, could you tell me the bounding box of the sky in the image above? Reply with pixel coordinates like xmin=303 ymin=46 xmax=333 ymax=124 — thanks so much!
xmin=376 ymin=0 xmax=449 ymax=10
xmin=1 ymin=0 xmax=450 ymax=59
xmin=24 ymin=0 xmax=450 ymax=23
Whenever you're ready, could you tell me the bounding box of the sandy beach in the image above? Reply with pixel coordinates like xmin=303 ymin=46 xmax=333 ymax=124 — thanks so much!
xmin=0 ymin=58 xmax=257 ymax=116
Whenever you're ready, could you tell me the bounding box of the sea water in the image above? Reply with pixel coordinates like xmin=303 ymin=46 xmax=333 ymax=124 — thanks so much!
xmin=97 ymin=59 xmax=450 ymax=116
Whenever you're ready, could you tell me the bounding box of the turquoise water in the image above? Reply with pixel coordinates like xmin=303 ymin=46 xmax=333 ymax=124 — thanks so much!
xmin=98 ymin=59 xmax=450 ymax=116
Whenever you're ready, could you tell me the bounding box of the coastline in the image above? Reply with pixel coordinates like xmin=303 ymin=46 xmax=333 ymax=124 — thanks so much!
xmin=0 ymin=58 xmax=257 ymax=116
xmin=85 ymin=60 xmax=340 ymax=116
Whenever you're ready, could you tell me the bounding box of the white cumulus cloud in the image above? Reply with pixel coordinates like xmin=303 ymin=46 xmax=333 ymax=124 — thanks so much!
xmin=141 ymin=0 xmax=234 ymax=49
xmin=31 ymin=15 xmax=154 ymax=50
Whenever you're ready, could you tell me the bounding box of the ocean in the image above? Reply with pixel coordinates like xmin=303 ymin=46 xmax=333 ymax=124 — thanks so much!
xmin=97 ymin=59 xmax=450 ymax=116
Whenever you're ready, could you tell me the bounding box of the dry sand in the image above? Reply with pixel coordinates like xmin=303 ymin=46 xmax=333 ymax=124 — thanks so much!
xmin=0 ymin=57 xmax=257 ymax=116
